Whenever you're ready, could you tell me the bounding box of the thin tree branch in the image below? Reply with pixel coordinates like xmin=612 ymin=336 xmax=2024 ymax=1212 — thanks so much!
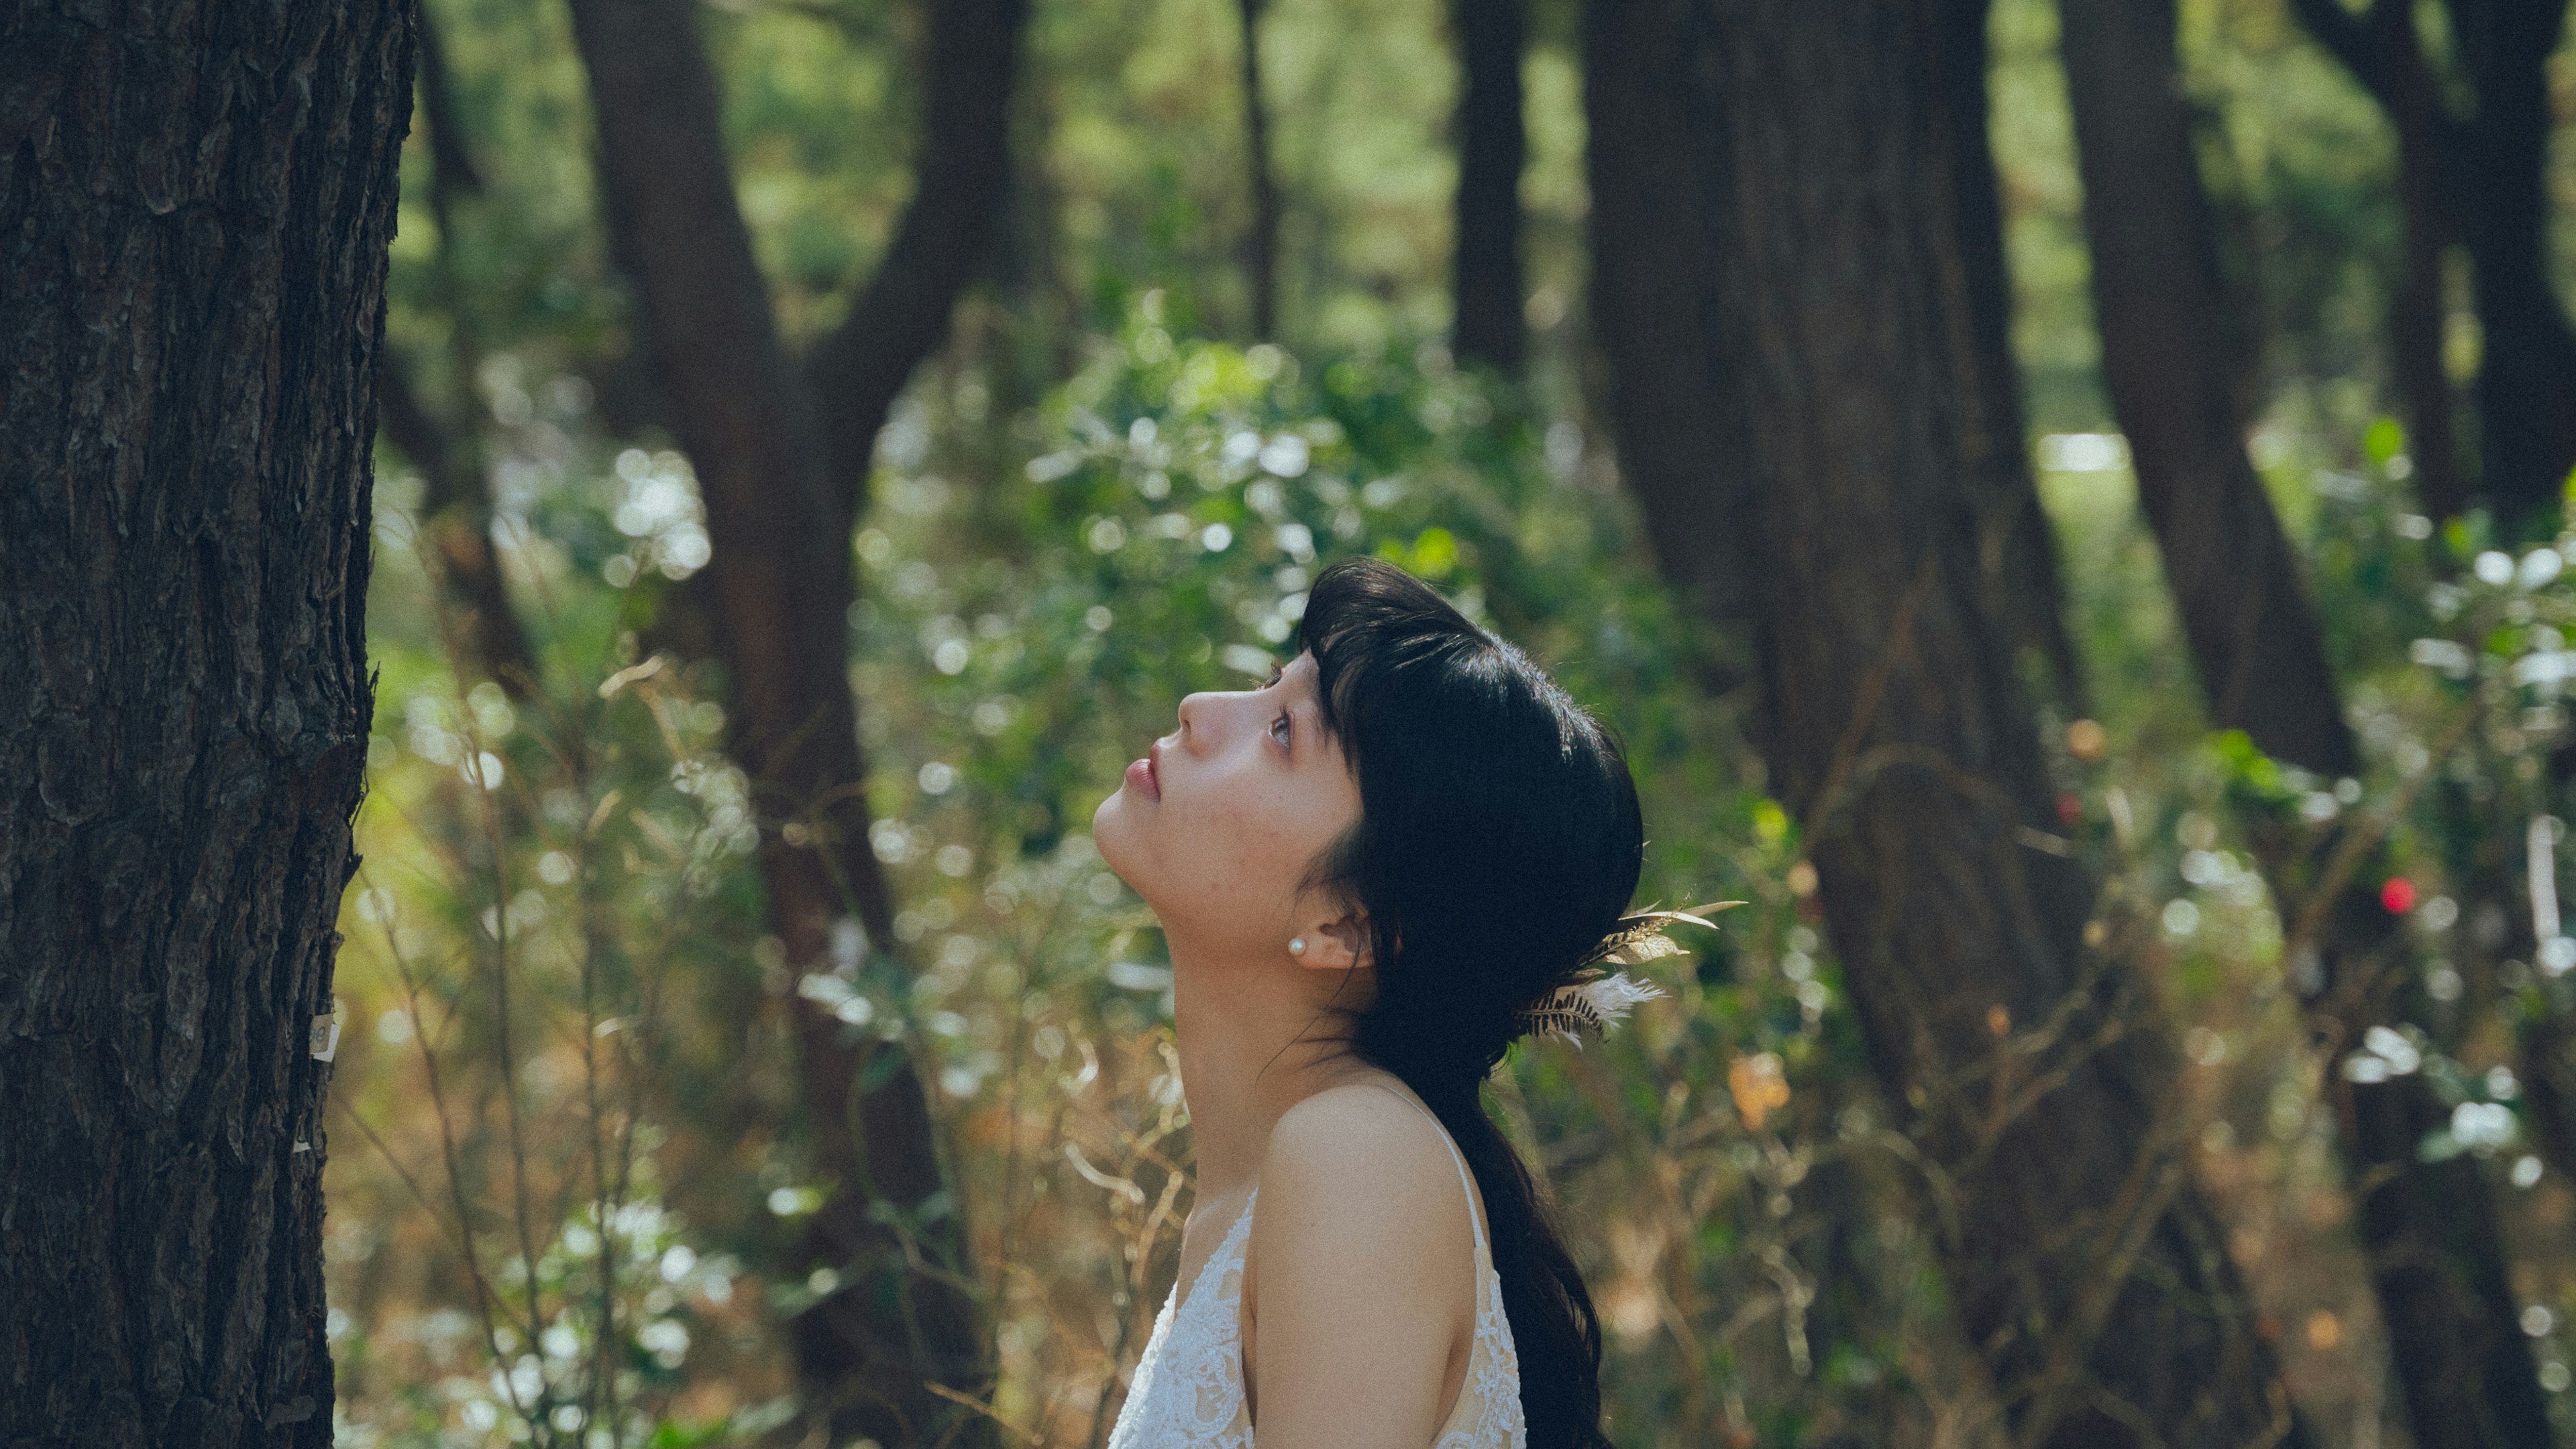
xmin=1236 ymin=0 xmax=1281 ymax=340
xmin=565 ymin=0 xmax=1018 ymax=1439
xmin=417 ymin=3 xmax=485 ymax=222
xmin=803 ymin=0 xmax=1028 ymax=526
xmin=377 ymin=351 xmax=540 ymax=696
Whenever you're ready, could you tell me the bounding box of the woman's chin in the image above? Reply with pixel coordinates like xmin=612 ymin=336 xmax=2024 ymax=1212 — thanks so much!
xmin=1091 ymin=792 xmax=1142 ymax=871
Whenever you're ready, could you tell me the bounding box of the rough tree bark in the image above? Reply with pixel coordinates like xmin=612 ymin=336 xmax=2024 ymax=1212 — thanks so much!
xmin=2057 ymin=0 xmax=2552 ymax=1442
xmin=1586 ymin=1 xmax=2309 ymax=1444
xmin=1236 ymin=0 xmax=1281 ymax=339
xmin=2290 ymin=0 xmax=2576 ymax=525
xmin=1586 ymin=0 xmax=2087 ymax=718
xmin=1450 ymin=0 xmax=1526 ymax=373
xmin=564 ymin=0 xmax=1023 ymax=1442
xmin=0 ymin=1 xmax=411 ymax=1443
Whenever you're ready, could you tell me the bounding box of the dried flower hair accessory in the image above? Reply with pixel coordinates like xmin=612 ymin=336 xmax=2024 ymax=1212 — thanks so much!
xmin=1516 ymin=901 xmax=1745 ymax=1048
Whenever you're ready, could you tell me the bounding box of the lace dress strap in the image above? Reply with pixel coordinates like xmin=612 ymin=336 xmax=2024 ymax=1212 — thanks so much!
xmin=1106 ymin=1088 xmax=1525 ymax=1449
xmin=1383 ymin=1090 xmax=1490 ymax=1254
xmin=1103 ymin=1191 xmax=1259 ymax=1449
xmin=1383 ymin=1087 xmax=1527 ymax=1449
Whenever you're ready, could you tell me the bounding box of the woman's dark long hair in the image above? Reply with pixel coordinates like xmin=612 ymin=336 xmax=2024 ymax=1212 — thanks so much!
xmin=1291 ymin=556 xmax=1641 ymax=1449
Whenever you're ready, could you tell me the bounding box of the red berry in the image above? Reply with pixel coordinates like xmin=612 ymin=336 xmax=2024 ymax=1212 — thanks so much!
xmin=2380 ymin=877 xmax=2416 ymax=914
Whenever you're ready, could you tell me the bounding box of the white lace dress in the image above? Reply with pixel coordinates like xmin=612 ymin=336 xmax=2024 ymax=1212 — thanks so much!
xmin=1104 ymin=1096 xmax=1525 ymax=1448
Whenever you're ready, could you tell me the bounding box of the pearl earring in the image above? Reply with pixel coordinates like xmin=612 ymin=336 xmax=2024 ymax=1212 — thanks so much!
xmin=1288 ymin=937 xmax=1307 ymax=957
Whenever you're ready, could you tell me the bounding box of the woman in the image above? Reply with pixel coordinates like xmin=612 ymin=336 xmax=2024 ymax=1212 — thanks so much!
xmin=1092 ymin=556 xmax=1662 ymax=1449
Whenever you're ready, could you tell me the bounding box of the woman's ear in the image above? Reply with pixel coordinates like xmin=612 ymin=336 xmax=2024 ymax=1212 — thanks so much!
xmin=1293 ymin=907 xmax=1373 ymax=973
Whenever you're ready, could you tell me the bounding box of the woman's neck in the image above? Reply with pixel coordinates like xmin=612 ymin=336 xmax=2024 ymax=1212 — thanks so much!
xmin=1166 ymin=941 xmax=1371 ymax=1203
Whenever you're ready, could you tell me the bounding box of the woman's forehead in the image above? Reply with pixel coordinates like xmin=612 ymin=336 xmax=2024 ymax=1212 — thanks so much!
xmin=1287 ymin=653 xmax=1353 ymax=762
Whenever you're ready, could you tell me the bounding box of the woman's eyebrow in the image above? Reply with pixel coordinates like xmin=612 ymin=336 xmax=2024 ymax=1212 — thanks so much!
xmin=1283 ymin=672 xmax=1318 ymax=706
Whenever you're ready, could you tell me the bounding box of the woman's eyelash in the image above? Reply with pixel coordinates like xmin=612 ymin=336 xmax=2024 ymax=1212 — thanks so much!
xmin=1263 ymin=665 xmax=1289 ymax=744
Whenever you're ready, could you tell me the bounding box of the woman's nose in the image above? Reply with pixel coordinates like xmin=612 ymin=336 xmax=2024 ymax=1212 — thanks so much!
xmin=1175 ymin=690 xmax=1238 ymax=750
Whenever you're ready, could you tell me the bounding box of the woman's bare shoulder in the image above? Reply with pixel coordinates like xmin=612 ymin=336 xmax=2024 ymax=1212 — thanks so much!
xmin=1242 ymin=1075 xmax=1480 ymax=1438
xmin=1258 ymin=1075 xmax=1467 ymax=1226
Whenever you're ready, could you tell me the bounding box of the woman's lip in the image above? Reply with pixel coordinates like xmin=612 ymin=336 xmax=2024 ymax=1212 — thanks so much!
xmin=1126 ymin=754 xmax=1161 ymax=801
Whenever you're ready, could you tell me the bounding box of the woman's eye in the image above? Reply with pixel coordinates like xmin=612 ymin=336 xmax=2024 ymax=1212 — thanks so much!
xmin=1264 ymin=666 xmax=1285 ymax=690
xmin=1271 ymin=712 xmax=1291 ymax=746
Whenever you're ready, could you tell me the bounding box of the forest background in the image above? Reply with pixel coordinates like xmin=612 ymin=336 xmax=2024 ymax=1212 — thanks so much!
xmin=11 ymin=0 xmax=2576 ymax=1446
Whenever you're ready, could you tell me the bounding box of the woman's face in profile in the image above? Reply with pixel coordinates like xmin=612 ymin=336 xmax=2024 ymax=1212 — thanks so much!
xmin=1093 ymin=650 xmax=1362 ymax=949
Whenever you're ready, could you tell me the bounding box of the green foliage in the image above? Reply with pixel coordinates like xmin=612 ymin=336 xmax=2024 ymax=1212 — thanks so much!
xmin=330 ymin=584 xmax=798 ymax=1446
xmin=341 ymin=0 xmax=2576 ymax=1439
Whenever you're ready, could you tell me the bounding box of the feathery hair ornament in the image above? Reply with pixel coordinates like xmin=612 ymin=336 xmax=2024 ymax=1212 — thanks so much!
xmin=1516 ymin=901 xmax=1745 ymax=1048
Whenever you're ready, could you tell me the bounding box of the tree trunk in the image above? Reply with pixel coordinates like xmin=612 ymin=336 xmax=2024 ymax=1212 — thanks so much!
xmin=413 ymin=0 xmax=482 ymax=203
xmin=2288 ymin=0 xmax=2576 ymax=526
xmin=2380 ymin=0 xmax=2465 ymax=522
xmin=2436 ymin=765 xmax=2576 ymax=1191
xmin=2057 ymin=0 xmax=2554 ymax=1443
xmin=2245 ymin=801 xmax=2557 ymax=1449
xmin=0 ymin=2 xmax=409 ymax=1442
xmin=802 ymin=0 xmax=1024 ymax=519
xmin=376 ymin=351 xmax=537 ymax=696
xmin=1582 ymin=0 xmax=1752 ymax=679
xmin=564 ymin=0 xmax=1022 ymax=1442
xmin=1933 ymin=0 xmax=2091 ymax=721
xmin=1236 ymin=0 xmax=1281 ymax=339
xmin=2447 ymin=0 xmax=2576 ymax=524
xmin=375 ymin=3 xmax=538 ymax=698
xmin=2057 ymin=0 xmax=2355 ymax=780
xmin=1450 ymin=0 xmax=1526 ymax=374
xmin=1584 ymin=0 xmax=2084 ymax=716
xmin=1587 ymin=3 xmax=2309 ymax=1443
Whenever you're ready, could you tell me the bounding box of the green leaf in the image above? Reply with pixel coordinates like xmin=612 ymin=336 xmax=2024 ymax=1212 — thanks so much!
xmin=2363 ymin=416 xmax=2406 ymax=466
xmin=1408 ymin=525 xmax=1459 ymax=579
